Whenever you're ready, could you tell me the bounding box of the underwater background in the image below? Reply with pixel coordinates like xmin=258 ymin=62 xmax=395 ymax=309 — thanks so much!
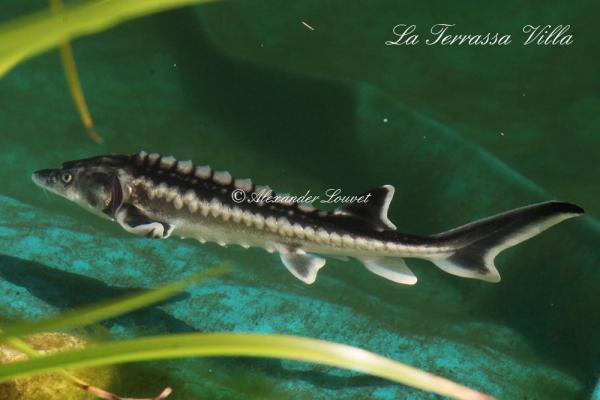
xmin=0 ymin=1 xmax=598 ymax=399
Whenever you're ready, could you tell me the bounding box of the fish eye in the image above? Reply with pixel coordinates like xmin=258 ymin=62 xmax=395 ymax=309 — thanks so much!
xmin=61 ymin=173 xmax=73 ymax=184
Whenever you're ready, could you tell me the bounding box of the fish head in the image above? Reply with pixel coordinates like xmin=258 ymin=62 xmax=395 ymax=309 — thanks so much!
xmin=32 ymin=155 xmax=130 ymax=218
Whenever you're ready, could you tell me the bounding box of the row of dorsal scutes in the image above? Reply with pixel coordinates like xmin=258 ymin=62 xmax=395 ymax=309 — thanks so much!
xmin=135 ymin=151 xmax=318 ymax=215
xmin=136 ymin=150 xmax=267 ymax=195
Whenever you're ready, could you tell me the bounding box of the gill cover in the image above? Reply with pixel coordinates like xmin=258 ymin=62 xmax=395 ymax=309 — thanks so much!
xmin=32 ymin=155 xmax=129 ymax=218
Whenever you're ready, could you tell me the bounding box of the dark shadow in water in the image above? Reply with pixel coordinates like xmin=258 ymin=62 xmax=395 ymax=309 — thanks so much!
xmin=153 ymin=8 xmax=365 ymax=189
xmin=214 ymin=357 xmax=396 ymax=391
xmin=478 ymin=254 xmax=600 ymax=395
xmin=0 ymin=255 xmax=195 ymax=334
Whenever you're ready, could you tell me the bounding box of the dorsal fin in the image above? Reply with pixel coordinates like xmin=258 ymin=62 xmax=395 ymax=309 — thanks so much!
xmin=334 ymin=185 xmax=396 ymax=230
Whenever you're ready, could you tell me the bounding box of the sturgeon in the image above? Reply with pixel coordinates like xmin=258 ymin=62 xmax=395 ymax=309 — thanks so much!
xmin=32 ymin=152 xmax=584 ymax=285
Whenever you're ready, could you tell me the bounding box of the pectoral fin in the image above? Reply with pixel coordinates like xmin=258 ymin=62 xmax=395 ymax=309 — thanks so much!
xmin=277 ymin=245 xmax=326 ymax=284
xmin=116 ymin=204 xmax=174 ymax=239
xmin=360 ymin=256 xmax=417 ymax=285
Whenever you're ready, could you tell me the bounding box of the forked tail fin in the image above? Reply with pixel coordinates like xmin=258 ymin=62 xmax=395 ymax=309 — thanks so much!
xmin=429 ymin=201 xmax=584 ymax=282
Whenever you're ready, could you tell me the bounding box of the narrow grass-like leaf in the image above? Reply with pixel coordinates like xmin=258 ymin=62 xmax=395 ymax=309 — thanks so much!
xmin=57 ymin=39 xmax=104 ymax=144
xmin=0 ymin=331 xmax=173 ymax=399
xmin=0 ymin=333 xmax=494 ymax=400
xmin=2 ymin=336 xmax=41 ymax=359
xmin=0 ymin=263 xmax=230 ymax=342
xmin=0 ymin=0 xmax=218 ymax=77
xmin=50 ymin=0 xmax=104 ymax=144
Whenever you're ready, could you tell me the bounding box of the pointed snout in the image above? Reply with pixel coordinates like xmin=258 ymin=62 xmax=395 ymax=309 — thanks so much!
xmin=32 ymin=169 xmax=58 ymax=189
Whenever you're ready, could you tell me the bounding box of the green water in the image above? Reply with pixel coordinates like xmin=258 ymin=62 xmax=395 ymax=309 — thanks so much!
xmin=0 ymin=1 xmax=598 ymax=399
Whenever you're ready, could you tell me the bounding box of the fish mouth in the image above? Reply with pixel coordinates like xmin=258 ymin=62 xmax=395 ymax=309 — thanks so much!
xmin=32 ymin=169 xmax=58 ymax=189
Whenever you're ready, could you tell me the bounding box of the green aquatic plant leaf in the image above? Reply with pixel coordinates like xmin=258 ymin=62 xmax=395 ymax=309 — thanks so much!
xmin=49 ymin=0 xmax=104 ymax=144
xmin=0 ymin=257 xmax=491 ymax=399
xmin=0 ymin=263 xmax=230 ymax=342
xmin=0 ymin=333 xmax=173 ymax=400
xmin=50 ymin=0 xmax=103 ymax=144
xmin=0 ymin=0 xmax=218 ymax=77
xmin=0 ymin=262 xmax=229 ymax=398
xmin=0 ymin=331 xmax=173 ymax=400
xmin=0 ymin=333 xmax=494 ymax=400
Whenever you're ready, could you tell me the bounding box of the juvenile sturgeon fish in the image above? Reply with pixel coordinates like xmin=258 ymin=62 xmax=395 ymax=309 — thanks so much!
xmin=32 ymin=152 xmax=584 ymax=285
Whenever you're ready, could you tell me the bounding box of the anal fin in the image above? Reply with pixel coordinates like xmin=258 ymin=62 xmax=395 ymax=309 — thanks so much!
xmin=277 ymin=245 xmax=326 ymax=284
xmin=359 ymin=256 xmax=417 ymax=285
